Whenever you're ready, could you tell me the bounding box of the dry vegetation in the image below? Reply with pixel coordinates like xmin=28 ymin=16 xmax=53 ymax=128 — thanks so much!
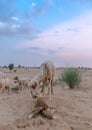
xmin=0 ymin=67 xmax=92 ymax=130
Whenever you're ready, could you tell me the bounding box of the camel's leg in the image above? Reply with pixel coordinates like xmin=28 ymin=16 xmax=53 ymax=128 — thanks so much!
xmin=48 ymin=80 xmax=52 ymax=101
xmin=20 ymin=84 xmax=23 ymax=91
xmin=51 ymin=79 xmax=53 ymax=94
xmin=7 ymin=86 xmax=11 ymax=94
xmin=2 ymin=87 xmax=5 ymax=94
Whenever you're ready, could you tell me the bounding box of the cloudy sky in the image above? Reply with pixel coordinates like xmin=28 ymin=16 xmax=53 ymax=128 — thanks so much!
xmin=0 ymin=0 xmax=92 ymax=67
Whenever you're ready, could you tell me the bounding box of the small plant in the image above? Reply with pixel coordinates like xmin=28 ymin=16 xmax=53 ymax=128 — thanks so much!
xmin=18 ymin=65 xmax=21 ymax=68
xmin=8 ymin=63 xmax=14 ymax=70
xmin=3 ymin=65 xmax=7 ymax=68
xmin=61 ymin=68 xmax=81 ymax=89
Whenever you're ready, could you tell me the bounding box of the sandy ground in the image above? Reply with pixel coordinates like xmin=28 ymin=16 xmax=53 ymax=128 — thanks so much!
xmin=0 ymin=67 xmax=92 ymax=130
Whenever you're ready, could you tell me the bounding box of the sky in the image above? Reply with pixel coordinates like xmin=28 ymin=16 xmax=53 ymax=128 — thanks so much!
xmin=0 ymin=0 xmax=92 ymax=67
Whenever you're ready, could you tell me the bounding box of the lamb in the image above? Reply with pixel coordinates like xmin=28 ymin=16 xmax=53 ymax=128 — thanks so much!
xmin=13 ymin=76 xmax=29 ymax=90
xmin=28 ymin=60 xmax=55 ymax=99
xmin=0 ymin=77 xmax=11 ymax=94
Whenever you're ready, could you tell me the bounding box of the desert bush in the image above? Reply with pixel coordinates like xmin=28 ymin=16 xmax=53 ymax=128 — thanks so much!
xmin=61 ymin=68 xmax=81 ymax=89
xmin=8 ymin=63 xmax=14 ymax=70
xmin=18 ymin=65 xmax=21 ymax=68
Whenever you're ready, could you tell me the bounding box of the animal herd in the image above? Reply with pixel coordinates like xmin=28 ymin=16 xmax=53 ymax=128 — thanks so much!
xmin=0 ymin=61 xmax=56 ymax=99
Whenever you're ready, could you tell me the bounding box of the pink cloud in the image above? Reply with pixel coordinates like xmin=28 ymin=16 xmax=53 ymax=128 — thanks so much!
xmin=18 ymin=11 xmax=92 ymax=67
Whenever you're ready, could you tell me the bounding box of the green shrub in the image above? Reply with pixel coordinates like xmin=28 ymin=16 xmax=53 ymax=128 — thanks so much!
xmin=8 ymin=63 xmax=14 ymax=70
xmin=61 ymin=68 xmax=81 ymax=89
xmin=18 ymin=65 xmax=21 ymax=68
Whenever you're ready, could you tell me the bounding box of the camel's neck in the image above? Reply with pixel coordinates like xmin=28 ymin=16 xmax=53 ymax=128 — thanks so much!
xmin=35 ymin=73 xmax=43 ymax=83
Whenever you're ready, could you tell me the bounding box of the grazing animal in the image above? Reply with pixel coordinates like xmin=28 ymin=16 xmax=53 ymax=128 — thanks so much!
xmin=28 ymin=73 xmax=44 ymax=98
xmin=13 ymin=76 xmax=29 ymax=90
xmin=11 ymin=80 xmax=20 ymax=92
xmin=28 ymin=60 xmax=55 ymax=99
xmin=40 ymin=60 xmax=55 ymax=95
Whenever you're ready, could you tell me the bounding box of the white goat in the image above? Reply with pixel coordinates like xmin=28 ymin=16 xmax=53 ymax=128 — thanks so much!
xmin=28 ymin=60 xmax=55 ymax=98
xmin=0 ymin=77 xmax=11 ymax=94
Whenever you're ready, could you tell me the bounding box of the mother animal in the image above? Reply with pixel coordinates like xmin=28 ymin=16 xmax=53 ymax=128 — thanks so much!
xmin=28 ymin=60 xmax=55 ymax=98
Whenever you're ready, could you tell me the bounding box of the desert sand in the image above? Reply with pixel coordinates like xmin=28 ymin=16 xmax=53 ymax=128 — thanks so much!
xmin=0 ymin=67 xmax=92 ymax=130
